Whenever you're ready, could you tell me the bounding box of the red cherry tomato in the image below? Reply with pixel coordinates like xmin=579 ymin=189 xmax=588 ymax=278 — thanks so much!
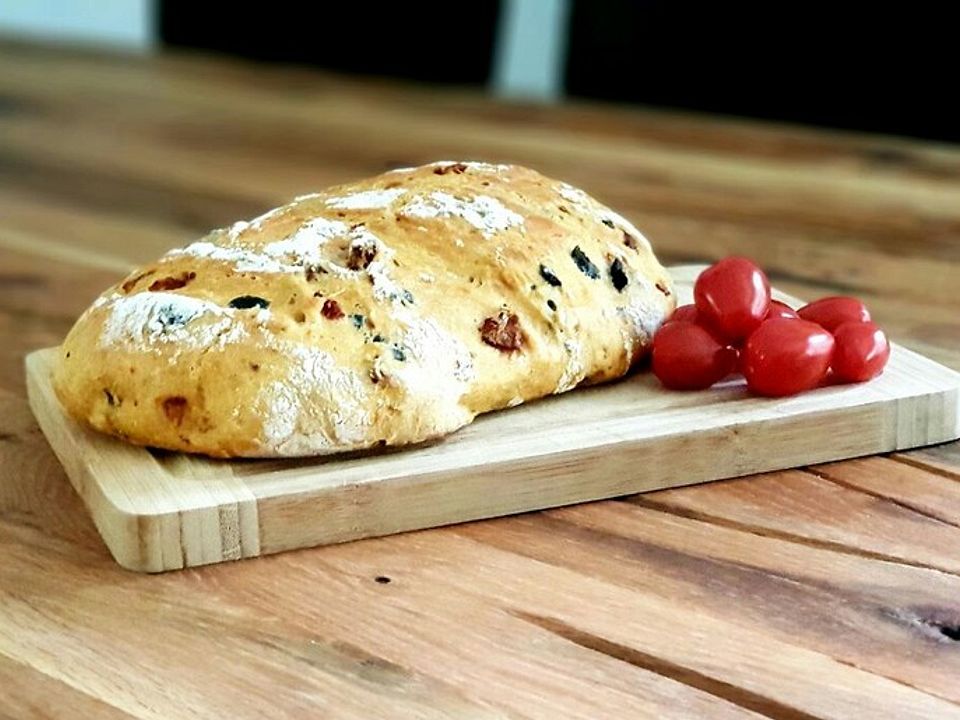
xmin=766 ymin=299 xmax=799 ymax=320
xmin=742 ymin=319 xmax=835 ymax=397
xmin=665 ymin=303 xmax=700 ymax=325
xmin=652 ymin=321 xmax=739 ymax=390
xmin=797 ymin=296 xmax=870 ymax=333
xmin=694 ymin=257 xmax=771 ymax=343
xmin=664 ymin=303 xmax=731 ymax=344
xmin=831 ymin=321 xmax=890 ymax=383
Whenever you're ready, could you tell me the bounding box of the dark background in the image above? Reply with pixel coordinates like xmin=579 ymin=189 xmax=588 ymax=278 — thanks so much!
xmin=161 ymin=0 xmax=959 ymax=143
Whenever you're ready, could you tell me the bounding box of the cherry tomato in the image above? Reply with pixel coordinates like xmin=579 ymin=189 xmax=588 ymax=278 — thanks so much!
xmin=664 ymin=303 xmax=731 ymax=344
xmin=797 ymin=296 xmax=870 ymax=333
xmin=742 ymin=319 xmax=835 ymax=397
xmin=652 ymin=321 xmax=739 ymax=390
xmin=665 ymin=303 xmax=700 ymax=325
xmin=694 ymin=257 xmax=771 ymax=343
xmin=766 ymin=299 xmax=799 ymax=320
xmin=831 ymin=321 xmax=890 ymax=383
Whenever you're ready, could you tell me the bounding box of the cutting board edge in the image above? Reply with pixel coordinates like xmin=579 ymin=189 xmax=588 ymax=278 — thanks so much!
xmin=26 ymin=349 xmax=156 ymax=571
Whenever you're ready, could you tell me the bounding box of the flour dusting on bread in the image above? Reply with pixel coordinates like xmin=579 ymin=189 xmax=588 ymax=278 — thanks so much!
xmin=326 ymin=188 xmax=406 ymax=210
xmin=556 ymin=339 xmax=586 ymax=393
xmin=557 ymin=182 xmax=651 ymax=251
xmin=400 ymin=192 xmax=523 ymax=238
xmin=394 ymin=313 xmax=475 ymax=395
xmin=366 ymin=259 xmax=410 ymax=305
xmin=169 ymin=241 xmax=296 ymax=274
xmin=260 ymin=343 xmax=371 ymax=455
xmin=264 ymin=217 xmax=350 ymax=263
xmin=99 ymin=293 xmax=242 ymax=352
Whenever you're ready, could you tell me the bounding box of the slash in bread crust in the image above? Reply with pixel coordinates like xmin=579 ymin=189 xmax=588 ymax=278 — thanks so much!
xmin=53 ymin=162 xmax=675 ymax=457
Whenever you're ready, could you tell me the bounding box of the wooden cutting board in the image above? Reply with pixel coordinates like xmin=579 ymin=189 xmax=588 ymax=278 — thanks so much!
xmin=25 ymin=266 xmax=960 ymax=572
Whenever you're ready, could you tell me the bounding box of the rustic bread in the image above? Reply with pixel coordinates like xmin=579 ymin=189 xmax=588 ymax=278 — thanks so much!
xmin=53 ymin=162 xmax=675 ymax=457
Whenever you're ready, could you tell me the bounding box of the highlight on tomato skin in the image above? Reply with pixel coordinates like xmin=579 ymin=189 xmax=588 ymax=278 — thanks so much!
xmin=797 ymin=296 xmax=871 ymax=333
xmin=693 ymin=257 xmax=771 ymax=343
xmin=831 ymin=321 xmax=891 ymax=383
xmin=742 ymin=319 xmax=835 ymax=397
xmin=652 ymin=321 xmax=739 ymax=391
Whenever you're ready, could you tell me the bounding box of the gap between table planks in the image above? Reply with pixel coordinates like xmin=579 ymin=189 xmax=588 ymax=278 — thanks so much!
xmin=24 ymin=266 xmax=960 ymax=572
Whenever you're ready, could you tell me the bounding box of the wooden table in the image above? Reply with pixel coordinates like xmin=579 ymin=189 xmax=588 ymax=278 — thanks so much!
xmin=2 ymin=40 xmax=960 ymax=719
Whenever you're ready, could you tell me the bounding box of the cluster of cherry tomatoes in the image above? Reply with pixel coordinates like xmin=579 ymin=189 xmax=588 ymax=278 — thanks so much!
xmin=652 ymin=257 xmax=890 ymax=396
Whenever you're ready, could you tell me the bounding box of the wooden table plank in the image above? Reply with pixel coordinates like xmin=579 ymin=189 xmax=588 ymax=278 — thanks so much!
xmin=814 ymin=456 xmax=960 ymax=526
xmin=464 ymin=504 xmax=960 ymax=701
xmin=0 ymin=653 xmax=135 ymax=720
xmin=2 ymin=42 xmax=960 ymax=307
xmin=637 ymin=470 xmax=960 ymax=574
xmin=306 ymin=532 xmax=960 ymax=720
xmin=2 ymin=38 xmax=960 ymax=718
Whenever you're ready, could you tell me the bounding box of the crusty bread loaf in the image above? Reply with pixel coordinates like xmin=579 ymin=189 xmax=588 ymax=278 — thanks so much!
xmin=53 ymin=162 xmax=675 ymax=457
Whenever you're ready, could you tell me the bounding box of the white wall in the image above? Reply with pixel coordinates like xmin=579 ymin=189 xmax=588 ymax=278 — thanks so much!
xmin=0 ymin=0 xmax=155 ymax=50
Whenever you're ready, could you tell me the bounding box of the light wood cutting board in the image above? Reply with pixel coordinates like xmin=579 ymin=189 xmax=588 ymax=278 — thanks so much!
xmin=25 ymin=266 xmax=960 ymax=572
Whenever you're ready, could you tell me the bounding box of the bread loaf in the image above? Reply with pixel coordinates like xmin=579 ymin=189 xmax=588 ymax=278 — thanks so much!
xmin=53 ymin=162 xmax=675 ymax=457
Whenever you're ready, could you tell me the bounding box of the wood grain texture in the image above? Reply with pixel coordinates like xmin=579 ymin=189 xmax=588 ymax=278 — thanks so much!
xmin=24 ymin=268 xmax=960 ymax=572
xmin=3 ymin=38 xmax=960 ymax=718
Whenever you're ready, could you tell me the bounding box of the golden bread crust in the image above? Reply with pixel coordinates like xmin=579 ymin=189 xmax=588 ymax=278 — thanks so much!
xmin=53 ymin=162 xmax=675 ymax=457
